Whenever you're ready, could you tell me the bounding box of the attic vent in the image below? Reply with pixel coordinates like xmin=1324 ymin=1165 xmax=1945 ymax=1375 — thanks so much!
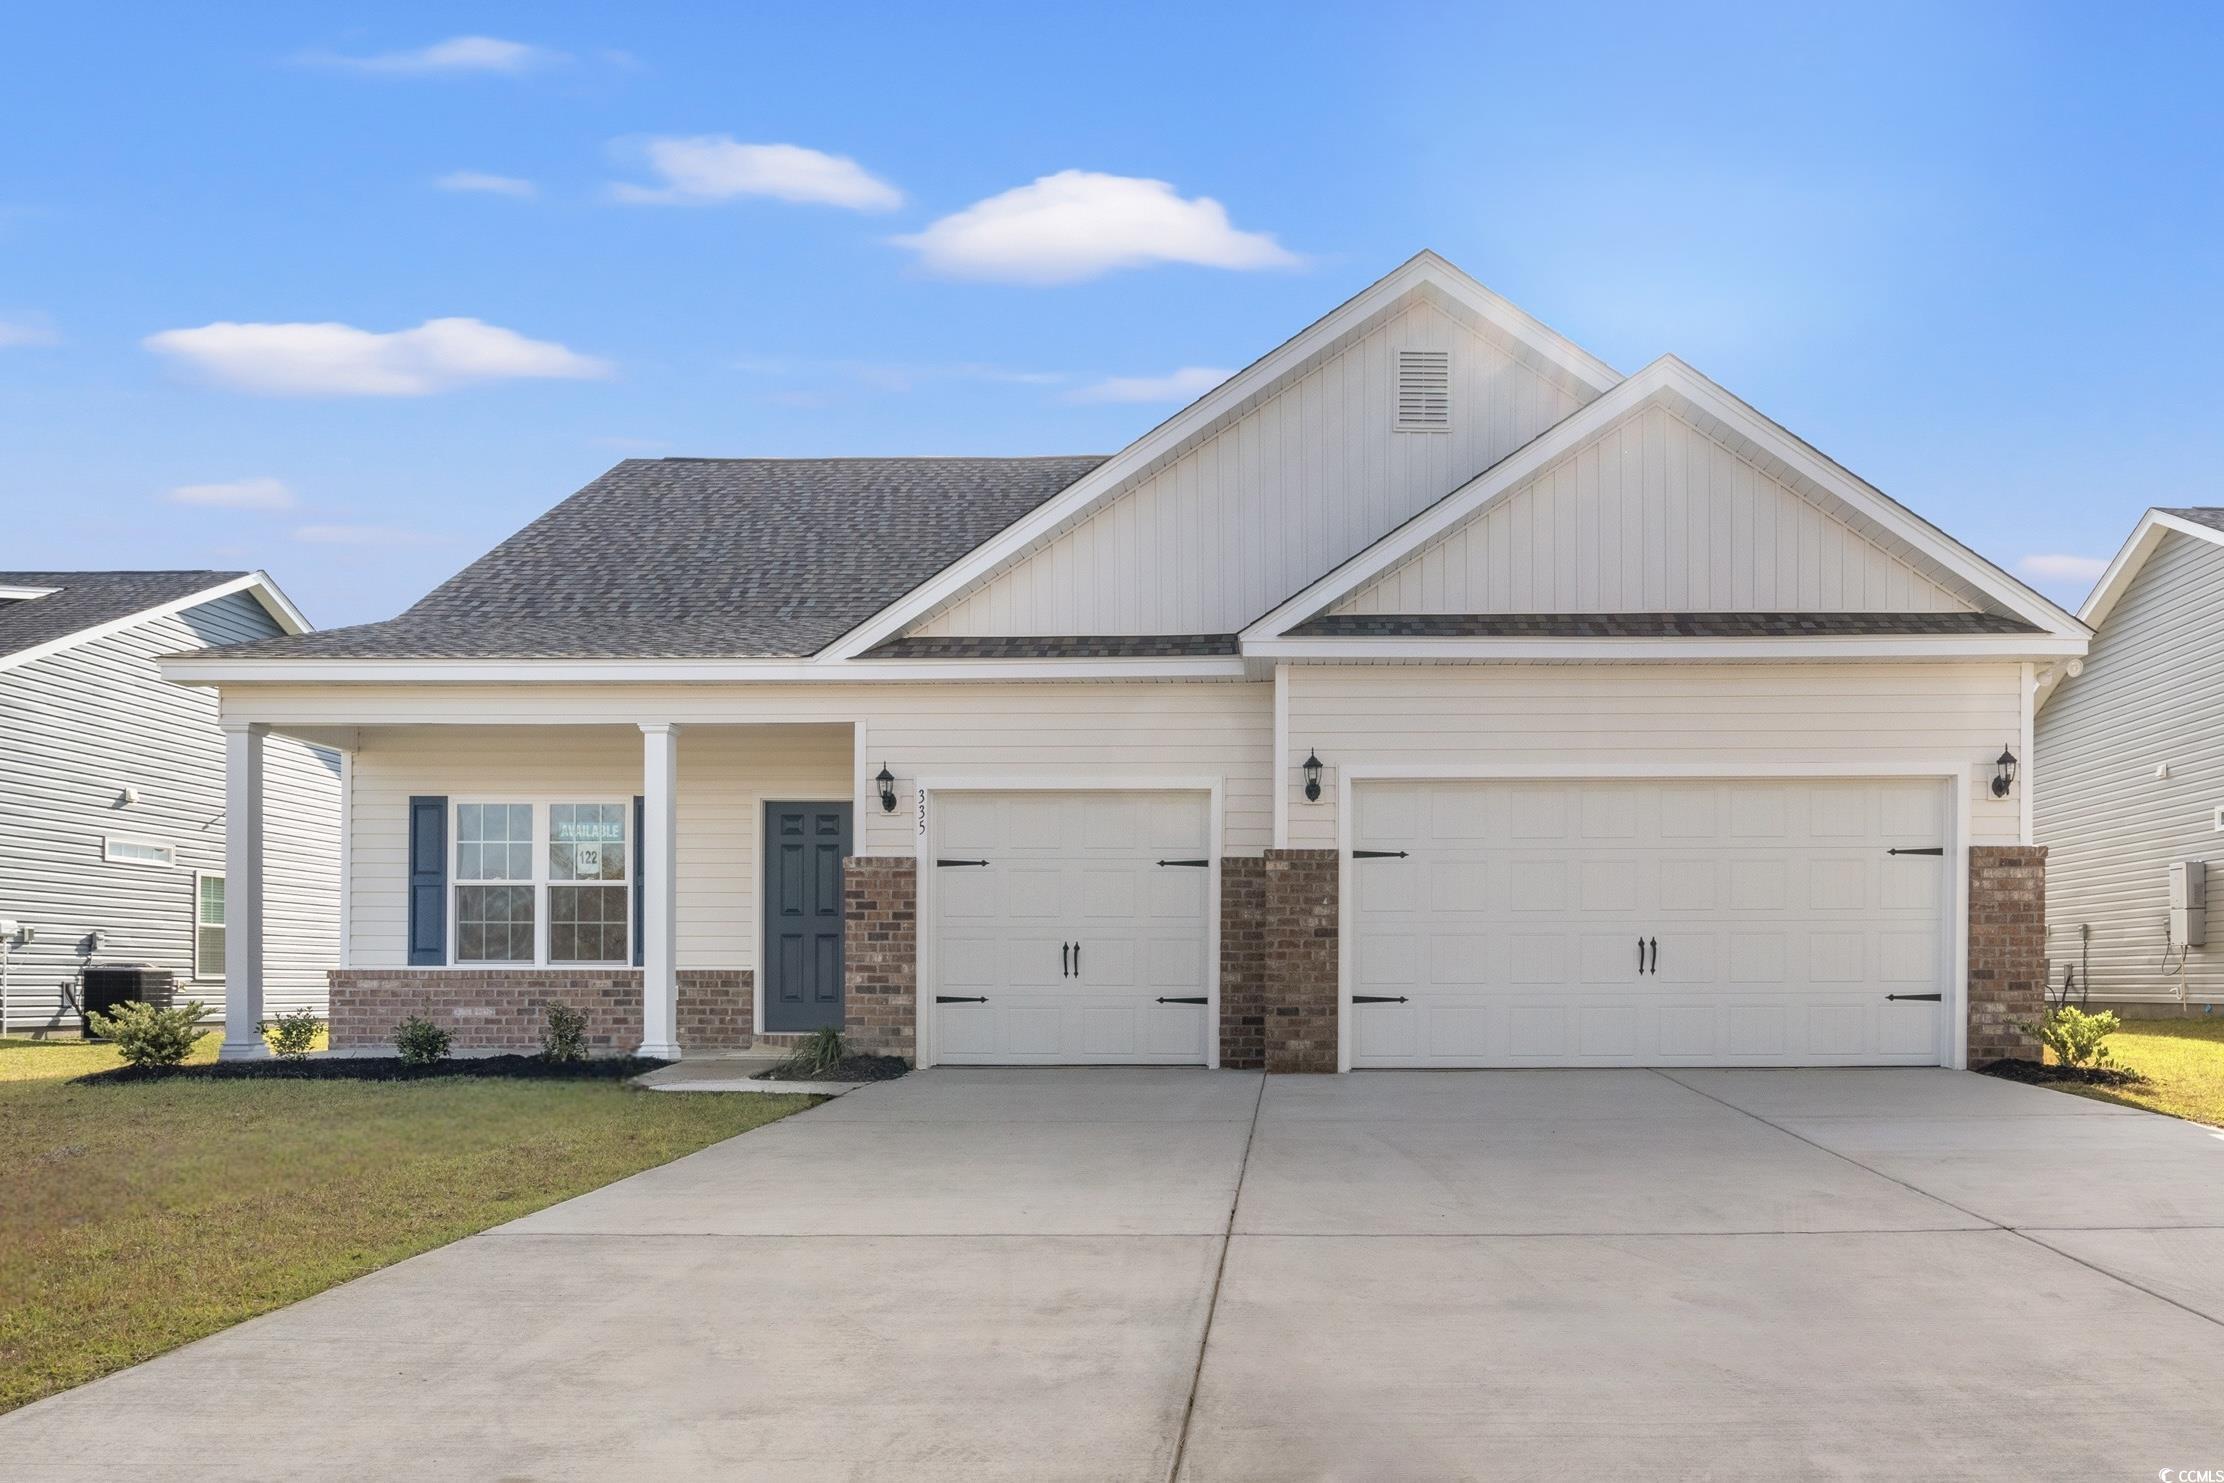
xmin=1395 ymin=350 xmax=1450 ymax=432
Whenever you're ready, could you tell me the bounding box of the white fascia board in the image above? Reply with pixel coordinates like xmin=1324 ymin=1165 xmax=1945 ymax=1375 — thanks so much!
xmin=0 ymin=584 xmax=60 ymax=601
xmin=1243 ymin=356 xmax=2090 ymax=642
xmin=2076 ymin=509 xmax=2224 ymax=630
xmin=159 ymin=654 xmax=1252 ymax=685
xmin=242 ymin=571 xmax=312 ymax=635
xmin=0 ymin=573 xmax=290 ymax=677
xmin=1243 ymin=633 xmax=2091 ymax=663
xmin=814 ymin=253 xmax=1623 ymax=662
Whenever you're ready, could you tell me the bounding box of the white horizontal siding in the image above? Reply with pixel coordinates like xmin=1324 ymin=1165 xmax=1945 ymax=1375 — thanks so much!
xmin=1285 ymin=663 xmax=2024 ymax=850
xmin=2036 ymin=530 xmax=2224 ymax=1004
xmin=0 ymin=593 xmax=340 ymax=1032
xmin=915 ymin=296 xmax=1592 ymax=636
xmin=1335 ymin=404 xmax=1971 ymax=616
xmin=347 ymin=724 xmax=850 ymax=971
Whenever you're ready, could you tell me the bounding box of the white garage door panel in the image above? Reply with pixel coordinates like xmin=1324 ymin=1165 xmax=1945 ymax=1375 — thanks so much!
xmin=933 ymin=791 xmax=1210 ymax=1065
xmin=1351 ymin=779 xmax=1948 ymax=1068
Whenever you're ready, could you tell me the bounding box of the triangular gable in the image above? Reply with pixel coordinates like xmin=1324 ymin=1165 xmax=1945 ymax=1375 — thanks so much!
xmin=2076 ymin=508 xmax=2224 ymax=631
xmin=818 ymin=252 xmax=1623 ymax=658
xmin=1245 ymin=356 xmax=2089 ymax=642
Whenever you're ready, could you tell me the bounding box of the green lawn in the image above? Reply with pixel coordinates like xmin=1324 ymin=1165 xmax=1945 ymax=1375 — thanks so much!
xmin=0 ymin=1035 xmax=818 ymax=1414
xmin=2045 ymin=1016 xmax=2224 ymax=1126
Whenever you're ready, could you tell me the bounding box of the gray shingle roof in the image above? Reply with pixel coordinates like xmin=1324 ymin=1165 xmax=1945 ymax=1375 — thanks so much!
xmin=1287 ymin=611 xmax=2041 ymax=639
xmin=866 ymin=634 xmax=1240 ymax=659
xmin=2162 ymin=507 xmax=2224 ymax=535
xmin=0 ymin=570 xmax=249 ymax=662
xmin=201 ymin=457 xmax=1107 ymax=661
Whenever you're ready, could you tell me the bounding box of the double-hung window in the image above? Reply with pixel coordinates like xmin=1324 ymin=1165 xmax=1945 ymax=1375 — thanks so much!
xmin=452 ymin=802 xmax=630 ymax=965
xmin=194 ymin=874 xmax=225 ymax=980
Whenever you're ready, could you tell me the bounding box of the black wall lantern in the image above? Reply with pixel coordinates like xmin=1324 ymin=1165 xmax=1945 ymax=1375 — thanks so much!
xmin=1991 ymin=746 xmax=2019 ymax=799
xmin=1302 ymin=749 xmax=1324 ymax=803
xmin=876 ymin=763 xmax=897 ymax=813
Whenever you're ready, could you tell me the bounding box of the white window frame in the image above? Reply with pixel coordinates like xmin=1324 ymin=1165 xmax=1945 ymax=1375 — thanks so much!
xmin=448 ymin=799 xmax=633 ymax=968
xmin=193 ymin=870 xmax=225 ymax=982
xmin=103 ymin=835 xmax=177 ymax=868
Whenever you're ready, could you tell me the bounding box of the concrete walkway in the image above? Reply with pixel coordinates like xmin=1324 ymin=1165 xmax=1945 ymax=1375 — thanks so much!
xmin=7 ymin=1068 xmax=2224 ymax=1479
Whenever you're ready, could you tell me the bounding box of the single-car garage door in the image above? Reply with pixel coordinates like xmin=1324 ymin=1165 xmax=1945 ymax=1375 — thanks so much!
xmin=930 ymin=790 xmax=1212 ymax=1065
xmin=1349 ymin=778 xmax=1949 ymax=1068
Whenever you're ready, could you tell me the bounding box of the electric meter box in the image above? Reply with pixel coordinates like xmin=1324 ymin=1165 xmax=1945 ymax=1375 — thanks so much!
xmin=2169 ymin=860 xmax=2207 ymax=948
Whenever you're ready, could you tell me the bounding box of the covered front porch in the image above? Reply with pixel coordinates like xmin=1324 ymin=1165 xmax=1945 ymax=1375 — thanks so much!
xmin=213 ymin=718 xmax=907 ymax=1061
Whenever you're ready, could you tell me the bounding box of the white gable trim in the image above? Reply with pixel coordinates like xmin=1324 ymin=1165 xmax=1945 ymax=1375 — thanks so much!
xmin=1247 ymin=633 xmax=2089 ymax=663
xmin=815 ymin=252 xmax=1623 ymax=662
xmin=1242 ymin=356 xmax=2088 ymax=643
xmin=2076 ymin=509 xmax=2224 ymax=631
xmin=0 ymin=571 xmax=311 ymax=677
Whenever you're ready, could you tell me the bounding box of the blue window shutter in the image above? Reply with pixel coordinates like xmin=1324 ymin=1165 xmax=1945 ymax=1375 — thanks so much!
xmin=632 ymin=794 xmax=645 ymax=967
xmin=408 ymin=796 xmax=447 ymax=966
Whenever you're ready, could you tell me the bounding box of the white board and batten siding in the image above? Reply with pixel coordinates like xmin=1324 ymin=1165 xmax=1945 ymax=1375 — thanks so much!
xmin=0 ymin=592 xmax=340 ymax=1032
xmin=914 ymin=296 xmax=1594 ymax=637
xmin=1333 ymin=404 xmax=1976 ymax=616
xmin=306 ymin=682 xmax=1274 ymax=965
xmin=2037 ymin=528 xmax=2224 ymax=1006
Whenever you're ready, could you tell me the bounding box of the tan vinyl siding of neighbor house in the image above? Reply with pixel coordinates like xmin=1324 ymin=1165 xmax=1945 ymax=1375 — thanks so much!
xmin=2037 ymin=530 xmax=2224 ymax=1005
xmin=0 ymin=593 xmax=339 ymax=1031
xmin=283 ymin=682 xmax=1273 ymax=966
xmin=1331 ymin=404 xmax=1974 ymax=616
xmin=912 ymin=296 xmax=1593 ymax=637
xmin=1283 ymin=662 xmax=2026 ymax=850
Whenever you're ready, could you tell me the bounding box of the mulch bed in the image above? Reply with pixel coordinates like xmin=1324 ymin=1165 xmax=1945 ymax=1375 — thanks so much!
xmin=754 ymin=1054 xmax=910 ymax=1083
xmin=76 ymin=1055 xmax=672 ymax=1086
xmin=1976 ymin=1058 xmax=2147 ymax=1088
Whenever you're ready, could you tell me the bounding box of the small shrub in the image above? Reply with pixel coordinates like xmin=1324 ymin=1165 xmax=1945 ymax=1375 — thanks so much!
xmin=393 ymin=1014 xmax=451 ymax=1066
xmin=778 ymin=1026 xmax=848 ymax=1078
xmin=540 ymin=1001 xmax=589 ymax=1062
xmin=2022 ymin=1004 xmax=2121 ymax=1070
xmin=261 ymin=1008 xmax=322 ymax=1061
xmin=87 ymin=1000 xmax=210 ymax=1068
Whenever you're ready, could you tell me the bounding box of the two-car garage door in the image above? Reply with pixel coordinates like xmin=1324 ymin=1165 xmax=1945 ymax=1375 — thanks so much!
xmin=1349 ymin=778 xmax=1949 ymax=1068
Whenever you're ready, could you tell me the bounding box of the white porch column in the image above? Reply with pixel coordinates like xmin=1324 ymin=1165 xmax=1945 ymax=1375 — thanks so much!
xmin=638 ymin=722 xmax=682 ymax=1059
xmin=218 ymin=721 xmax=268 ymax=1060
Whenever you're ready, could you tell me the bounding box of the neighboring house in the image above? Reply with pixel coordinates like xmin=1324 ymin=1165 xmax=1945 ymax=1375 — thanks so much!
xmin=2034 ymin=508 xmax=2224 ymax=1014
xmin=164 ymin=253 xmax=2086 ymax=1070
xmin=0 ymin=571 xmax=340 ymax=1036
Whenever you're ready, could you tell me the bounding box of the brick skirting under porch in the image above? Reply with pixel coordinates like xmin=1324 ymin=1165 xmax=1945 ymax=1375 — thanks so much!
xmin=327 ymin=968 xmax=753 ymax=1054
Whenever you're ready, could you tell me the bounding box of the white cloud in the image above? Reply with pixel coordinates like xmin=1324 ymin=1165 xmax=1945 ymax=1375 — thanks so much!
xmin=291 ymin=524 xmax=438 ymax=545
xmin=2018 ymin=553 xmax=2111 ymax=583
xmin=0 ymin=313 xmax=60 ymax=347
xmin=167 ymin=477 xmax=295 ymax=511
xmin=144 ymin=317 xmax=610 ymax=396
xmin=306 ymin=36 xmax=562 ymax=75
xmin=436 ymin=170 xmax=536 ymax=198
xmin=894 ymin=171 xmax=1298 ymax=284
xmin=611 ymin=136 xmax=902 ymax=211
xmin=1068 ymin=366 xmax=1233 ymax=404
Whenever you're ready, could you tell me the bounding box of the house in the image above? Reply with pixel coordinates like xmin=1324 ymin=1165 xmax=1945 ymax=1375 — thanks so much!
xmin=162 ymin=253 xmax=2086 ymax=1070
xmin=2033 ymin=508 xmax=2224 ymax=1014
xmin=1 ymin=571 xmax=340 ymax=1037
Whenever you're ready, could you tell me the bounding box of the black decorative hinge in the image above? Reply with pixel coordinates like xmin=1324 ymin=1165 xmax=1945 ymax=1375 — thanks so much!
xmin=1351 ymin=994 xmax=1409 ymax=1004
xmin=1886 ymin=846 xmax=1945 ymax=856
xmin=934 ymin=995 xmax=989 ymax=1004
xmin=1156 ymin=996 xmax=1208 ymax=1005
xmin=1157 ymin=858 xmax=1210 ymax=868
xmin=1885 ymin=992 xmax=1943 ymax=1002
xmin=936 ymin=858 xmax=991 ymax=868
xmin=1351 ymin=849 xmax=1409 ymax=860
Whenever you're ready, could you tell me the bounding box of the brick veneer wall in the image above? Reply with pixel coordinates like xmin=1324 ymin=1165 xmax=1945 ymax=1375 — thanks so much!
xmin=1968 ymin=844 xmax=2046 ymax=1064
xmin=843 ymin=857 xmax=917 ymax=1060
xmin=327 ymin=968 xmax=753 ymax=1054
xmin=1262 ymin=848 xmax=1339 ymax=1073
xmin=1219 ymin=856 xmax=1268 ymax=1070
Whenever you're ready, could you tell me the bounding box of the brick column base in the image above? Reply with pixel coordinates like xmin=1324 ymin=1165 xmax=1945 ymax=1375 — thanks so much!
xmin=326 ymin=967 xmax=753 ymax=1054
xmin=843 ymin=857 xmax=917 ymax=1061
xmin=1262 ymin=848 xmax=1339 ymax=1073
xmin=1969 ymin=844 xmax=2047 ymax=1064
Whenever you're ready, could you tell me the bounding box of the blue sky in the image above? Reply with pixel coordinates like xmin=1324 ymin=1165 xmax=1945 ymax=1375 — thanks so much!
xmin=5 ymin=2 xmax=2221 ymax=626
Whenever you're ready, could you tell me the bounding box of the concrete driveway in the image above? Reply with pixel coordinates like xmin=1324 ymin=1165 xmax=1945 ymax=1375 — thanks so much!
xmin=9 ymin=1067 xmax=2224 ymax=1480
